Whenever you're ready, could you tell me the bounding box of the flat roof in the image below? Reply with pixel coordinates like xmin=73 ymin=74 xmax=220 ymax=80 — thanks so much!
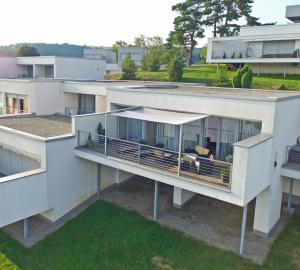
xmin=0 ymin=115 xmax=72 ymax=137
xmin=109 ymin=85 xmax=300 ymax=101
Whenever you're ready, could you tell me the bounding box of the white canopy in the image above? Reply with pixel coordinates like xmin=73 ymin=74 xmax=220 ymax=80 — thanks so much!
xmin=110 ymin=107 xmax=209 ymax=125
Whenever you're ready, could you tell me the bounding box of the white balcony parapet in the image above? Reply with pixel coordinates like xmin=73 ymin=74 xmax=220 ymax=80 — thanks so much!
xmin=232 ymin=133 xmax=273 ymax=206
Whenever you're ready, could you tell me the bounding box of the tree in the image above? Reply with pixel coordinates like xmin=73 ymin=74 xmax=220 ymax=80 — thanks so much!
xmin=141 ymin=49 xmax=161 ymax=71
xmin=170 ymin=0 xmax=207 ymax=67
xmin=121 ymin=54 xmax=137 ymax=80
xmin=168 ymin=54 xmax=185 ymax=81
xmin=206 ymin=0 xmax=261 ymax=37
xmin=112 ymin=40 xmax=128 ymax=63
xmin=134 ymin=35 xmax=147 ymax=48
xmin=16 ymin=45 xmax=40 ymax=57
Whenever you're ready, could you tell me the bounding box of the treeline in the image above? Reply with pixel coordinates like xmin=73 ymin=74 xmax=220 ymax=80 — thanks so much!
xmin=0 ymin=43 xmax=108 ymax=57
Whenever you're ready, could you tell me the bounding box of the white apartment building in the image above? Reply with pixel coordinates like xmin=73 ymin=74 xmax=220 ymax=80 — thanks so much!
xmin=1 ymin=79 xmax=300 ymax=256
xmin=207 ymin=5 xmax=300 ymax=75
xmin=0 ymin=56 xmax=106 ymax=80
xmin=118 ymin=47 xmax=148 ymax=66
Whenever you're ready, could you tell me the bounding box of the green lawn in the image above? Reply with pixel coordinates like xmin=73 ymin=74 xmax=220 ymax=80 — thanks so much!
xmin=108 ymin=65 xmax=300 ymax=91
xmin=1 ymin=200 xmax=300 ymax=269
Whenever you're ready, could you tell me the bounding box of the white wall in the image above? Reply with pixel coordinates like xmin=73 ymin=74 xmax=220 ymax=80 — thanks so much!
xmin=254 ymin=97 xmax=300 ymax=234
xmin=0 ymin=57 xmax=25 ymax=79
xmin=0 ymin=169 xmax=48 ymax=228
xmin=41 ymin=136 xmax=98 ymax=221
xmin=0 ymin=148 xmax=40 ymax=176
xmin=55 ymin=57 xmax=105 ymax=80
xmin=0 ymin=79 xmax=63 ymax=115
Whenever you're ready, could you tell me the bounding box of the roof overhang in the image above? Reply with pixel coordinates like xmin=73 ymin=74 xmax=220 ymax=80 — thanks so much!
xmin=110 ymin=107 xmax=209 ymax=125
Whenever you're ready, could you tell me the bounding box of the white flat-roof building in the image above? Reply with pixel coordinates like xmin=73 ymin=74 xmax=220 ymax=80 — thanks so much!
xmin=207 ymin=5 xmax=300 ymax=75
xmin=84 ymin=48 xmax=117 ymax=64
xmin=0 ymin=56 xmax=106 ymax=80
xmin=1 ymin=80 xmax=300 ymax=257
xmin=118 ymin=47 xmax=148 ymax=66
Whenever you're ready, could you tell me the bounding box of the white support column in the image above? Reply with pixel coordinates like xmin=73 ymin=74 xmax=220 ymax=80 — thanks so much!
xmin=257 ymin=64 xmax=260 ymax=77
xmin=153 ymin=181 xmax=159 ymax=221
xmin=288 ymin=178 xmax=294 ymax=211
xmin=240 ymin=205 xmax=248 ymax=255
xmin=173 ymin=187 xmax=196 ymax=208
xmin=284 ymin=64 xmax=286 ymax=78
xmin=23 ymin=218 xmax=29 ymax=241
xmin=1 ymin=92 xmax=6 ymax=115
xmin=177 ymin=124 xmax=183 ymax=176
xmin=32 ymin=65 xmax=36 ymax=78
xmin=97 ymin=164 xmax=101 ymax=197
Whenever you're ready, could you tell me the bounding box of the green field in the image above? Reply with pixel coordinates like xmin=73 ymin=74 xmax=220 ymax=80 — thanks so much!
xmin=108 ymin=65 xmax=300 ymax=91
xmin=1 ymin=200 xmax=300 ymax=270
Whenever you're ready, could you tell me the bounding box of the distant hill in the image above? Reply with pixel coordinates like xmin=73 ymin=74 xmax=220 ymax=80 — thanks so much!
xmin=0 ymin=43 xmax=110 ymax=57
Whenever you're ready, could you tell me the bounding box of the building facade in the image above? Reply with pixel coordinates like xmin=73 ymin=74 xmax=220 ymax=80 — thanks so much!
xmin=0 ymin=79 xmax=300 ymax=256
xmin=207 ymin=5 xmax=300 ymax=76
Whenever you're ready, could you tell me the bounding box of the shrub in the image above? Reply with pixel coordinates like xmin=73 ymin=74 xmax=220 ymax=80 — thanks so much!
xmin=232 ymin=65 xmax=253 ymax=89
xmin=142 ymin=48 xmax=160 ymax=71
xmin=241 ymin=68 xmax=253 ymax=89
xmin=168 ymin=56 xmax=185 ymax=81
xmin=216 ymin=69 xmax=229 ymax=87
xmin=97 ymin=123 xmax=105 ymax=136
xmin=278 ymin=84 xmax=288 ymax=90
xmin=87 ymin=133 xmax=95 ymax=148
xmin=121 ymin=54 xmax=137 ymax=80
xmin=232 ymin=70 xmax=242 ymax=88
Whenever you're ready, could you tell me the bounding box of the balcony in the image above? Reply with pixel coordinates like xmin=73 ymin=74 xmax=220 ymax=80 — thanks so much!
xmin=75 ymin=107 xmax=262 ymax=190
xmin=212 ymin=48 xmax=300 ymax=61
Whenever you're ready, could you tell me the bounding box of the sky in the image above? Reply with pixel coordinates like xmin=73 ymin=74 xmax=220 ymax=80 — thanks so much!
xmin=1 ymin=0 xmax=300 ymax=47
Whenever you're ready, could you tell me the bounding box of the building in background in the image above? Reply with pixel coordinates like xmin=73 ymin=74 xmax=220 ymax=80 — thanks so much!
xmin=207 ymin=5 xmax=300 ymax=76
xmin=84 ymin=48 xmax=116 ymax=64
xmin=118 ymin=47 xmax=148 ymax=66
xmin=0 ymin=56 xmax=106 ymax=80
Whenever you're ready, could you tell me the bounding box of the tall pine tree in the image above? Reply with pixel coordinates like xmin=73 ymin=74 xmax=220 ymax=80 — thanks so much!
xmin=170 ymin=0 xmax=207 ymax=66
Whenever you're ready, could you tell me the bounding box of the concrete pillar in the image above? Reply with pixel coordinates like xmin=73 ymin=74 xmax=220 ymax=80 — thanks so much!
xmin=1 ymin=92 xmax=6 ymax=115
xmin=23 ymin=218 xmax=29 ymax=241
xmin=97 ymin=164 xmax=101 ymax=197
xmin=253 ymin=182 xmax=283 ymax=236
xmin=153 ymin=181 xmax=159 ymax=220
xmin=173 ymin=187 xmax=196 ymax=208
xmin=240 ymin=205 xmax=248 ymax=255
xmin=32 ymin=65 xmax=36 ymax=78
xmin=284 ymin=64 xmax=286 ymax=78
xmin=288 ymin=178 xmax=294 ymax=210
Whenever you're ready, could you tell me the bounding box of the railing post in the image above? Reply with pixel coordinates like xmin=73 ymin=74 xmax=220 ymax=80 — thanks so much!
xmin=138 ymin=144 xmax=141 ymax=164
xmin=104 ymin=113 xmax=107 ymax=155
xmin=178 ymin=124 xmax=183 ymax=176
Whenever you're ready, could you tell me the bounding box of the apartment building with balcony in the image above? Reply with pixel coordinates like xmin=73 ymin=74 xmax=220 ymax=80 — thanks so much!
xmin=1 ymin=80 xmax=300 ymax=256
xmin=207 ymin=5 xmax=300 ymax=76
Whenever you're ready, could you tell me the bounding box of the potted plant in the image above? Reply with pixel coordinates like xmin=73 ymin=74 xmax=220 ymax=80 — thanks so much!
xmin=221 ymin=167 xmax=230 ymax=184
xmin=87 ymin=132 xmax=95 ymax=148
xmin=97 ymin=123 xmax=105 ymax=144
